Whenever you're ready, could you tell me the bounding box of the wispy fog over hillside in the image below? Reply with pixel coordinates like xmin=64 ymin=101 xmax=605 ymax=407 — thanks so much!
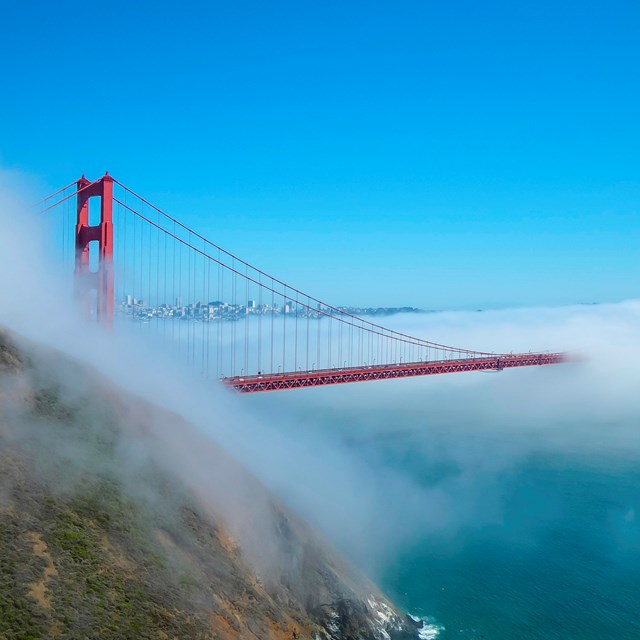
xmin=2 ymin=168 xmax=638 ymax=585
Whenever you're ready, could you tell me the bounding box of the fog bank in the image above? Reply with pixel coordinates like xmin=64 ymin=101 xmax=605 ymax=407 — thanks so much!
xmin=2 ymin=168 xmax=638 ymax=581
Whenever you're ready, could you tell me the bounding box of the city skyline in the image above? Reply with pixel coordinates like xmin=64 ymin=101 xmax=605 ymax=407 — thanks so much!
xmin=119 ymin=292 xmax=424 ymax=322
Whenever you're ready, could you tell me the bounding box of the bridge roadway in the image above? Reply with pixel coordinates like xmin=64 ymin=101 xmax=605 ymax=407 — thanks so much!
xmin=224 ymin=352 xmax=567 ymax=393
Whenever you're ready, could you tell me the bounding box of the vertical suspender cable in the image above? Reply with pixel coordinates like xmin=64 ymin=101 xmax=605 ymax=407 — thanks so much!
xmin=202 ymin=239 xmax=207 ymax=375
xmin=187 ymin=232 xmax=191 ymax=364
xmin=257 ymin=273 xmax=262 ymax=374
xmin=206 ymin=254 xmax=211 ymax=377
xmin=294 ymin=294 xmax=298 ymax=372
xmin=218 ymin=249 xmax=223 ymax=377
xmin=245 ymin=266 xmax=249 ymax=375
xmin=231 ymin=258 xmax=236 ymax=377
xmin=316 ymin=305 xmax=321 ymax=370
xmin=306 ymin=296 xmax=310 ymax=372
xmin=270 ymin=278 xmax=275 ymax=374
xmin=282 ymin=285 xmax=287 ymax=373
xmin=328 ymin=311 xmax=332 ymax=368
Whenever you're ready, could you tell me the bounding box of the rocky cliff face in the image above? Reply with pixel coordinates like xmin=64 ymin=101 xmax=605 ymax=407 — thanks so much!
xmin=0 ymin=329 xmax=421 ymax=640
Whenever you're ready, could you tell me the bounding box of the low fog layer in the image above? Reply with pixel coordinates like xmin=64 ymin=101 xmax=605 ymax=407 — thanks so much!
xmin=1 ymin=169 xmax=638 ymax=582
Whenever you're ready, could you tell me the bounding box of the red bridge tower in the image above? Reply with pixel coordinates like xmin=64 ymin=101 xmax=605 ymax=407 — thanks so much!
xmin=75 ymin=173 xmax=114 ymax=326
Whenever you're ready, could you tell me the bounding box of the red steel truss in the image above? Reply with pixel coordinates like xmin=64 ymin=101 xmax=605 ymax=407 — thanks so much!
xmin=224 ymin=353 xmax=567 ymax=393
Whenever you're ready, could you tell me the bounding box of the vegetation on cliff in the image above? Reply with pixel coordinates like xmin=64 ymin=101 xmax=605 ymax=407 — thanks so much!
xmin=0 ymin=330 xmax=420 ymax=639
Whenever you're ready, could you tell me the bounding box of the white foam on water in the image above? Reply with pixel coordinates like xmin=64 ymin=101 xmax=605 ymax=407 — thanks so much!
xmin=410 ymin=613 xmax=445 ymax=639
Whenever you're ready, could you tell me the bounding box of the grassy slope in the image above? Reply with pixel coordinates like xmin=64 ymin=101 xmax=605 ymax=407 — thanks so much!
xmin=0 ymin=330 xmax=419 ymax=640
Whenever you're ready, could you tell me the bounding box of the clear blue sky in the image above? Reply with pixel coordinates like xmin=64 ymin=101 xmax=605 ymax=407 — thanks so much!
xmin=1 ymin=0 xmax=638 ymax=309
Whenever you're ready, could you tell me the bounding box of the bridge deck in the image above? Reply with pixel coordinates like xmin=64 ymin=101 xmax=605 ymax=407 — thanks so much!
xmin=223 ymin=353 xmax=567 ymax=393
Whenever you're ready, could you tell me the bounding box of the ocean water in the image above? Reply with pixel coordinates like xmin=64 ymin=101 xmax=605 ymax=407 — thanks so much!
xmin=252 ymin=350 xmax=640 ymax=640
xmin=377 ymin=438 xmax=640 ymax=639
xmin=263 ymin=395 xmax=640 ymax=640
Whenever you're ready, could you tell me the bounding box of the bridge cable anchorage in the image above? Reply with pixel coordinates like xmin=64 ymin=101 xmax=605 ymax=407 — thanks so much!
xmin=38 ymin=175 xmax=568 ymax=392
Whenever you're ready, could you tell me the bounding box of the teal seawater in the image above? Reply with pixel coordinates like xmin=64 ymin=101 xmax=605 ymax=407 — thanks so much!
xmin=378 ymin=442 xmax=640 ymax=639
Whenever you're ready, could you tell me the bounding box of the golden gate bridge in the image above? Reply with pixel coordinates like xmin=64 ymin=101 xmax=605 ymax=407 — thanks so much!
xmin=38 ymin=174 xmax=565 ymax=392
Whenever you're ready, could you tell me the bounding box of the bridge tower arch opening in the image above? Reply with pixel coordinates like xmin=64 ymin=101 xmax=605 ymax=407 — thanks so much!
xmin=75 ymin=173 xmax=114 ymax=327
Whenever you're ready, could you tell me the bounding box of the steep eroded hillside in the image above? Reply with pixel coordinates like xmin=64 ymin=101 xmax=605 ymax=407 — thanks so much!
xmin=0 ymin=329 xmax=421 ymax=640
